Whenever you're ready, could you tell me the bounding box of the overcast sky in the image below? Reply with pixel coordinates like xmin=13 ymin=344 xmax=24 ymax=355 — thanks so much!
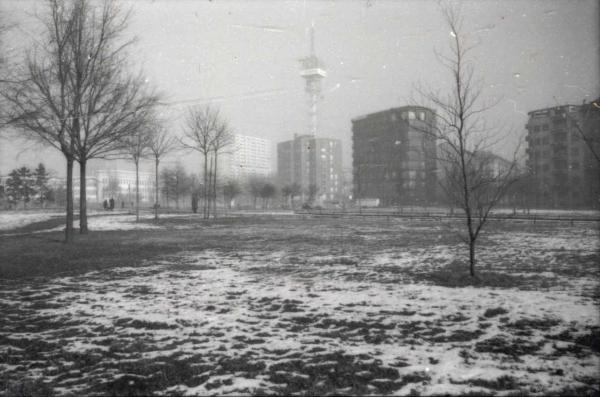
xmin=1 ymin=0 xmax=598 ymax=177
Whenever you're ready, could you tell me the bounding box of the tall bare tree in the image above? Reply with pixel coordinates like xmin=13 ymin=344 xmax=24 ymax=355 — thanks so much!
xmin=148 ymin=119 xmax=177 ymax=221
xmin=64 ymin=0 xmax=158 ymax=233
xmin=209 ymin=119 xmax=233 ymax=218
xmin=180 ymin=105 xmax=221 ymax=219
xmin=5 ymin=0 xmax=158 ymax=237
xmin=4 ymin=1 xmax=77 ymax=241
xmin=124 ymin=127 xmax=152 ymax=222
xmin=416 ymin=5 xmax=518 ymax=277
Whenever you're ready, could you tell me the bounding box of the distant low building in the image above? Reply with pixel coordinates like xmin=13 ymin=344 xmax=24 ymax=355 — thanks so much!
xmin=72 ymin=168 xmax=154 ymax=205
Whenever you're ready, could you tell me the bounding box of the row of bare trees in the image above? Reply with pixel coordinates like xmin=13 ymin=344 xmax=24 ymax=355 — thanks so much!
xmin=0 ymin=0 xmax=235 ymax=240
xmin=1 ymin=0 xmax=160 ymax=242
xmin=180 ymin=105 xmax=233 ymax=219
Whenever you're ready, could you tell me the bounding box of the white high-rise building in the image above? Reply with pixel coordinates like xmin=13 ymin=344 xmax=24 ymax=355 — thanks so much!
xmin=222 ymin=134 xmax=272 ymax=181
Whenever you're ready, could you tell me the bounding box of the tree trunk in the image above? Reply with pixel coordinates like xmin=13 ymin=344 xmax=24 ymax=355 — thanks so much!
xmin=213 ymin=151 xmax=218 ymax=219
xmin=79 ymin=159 xmax=88 ymax=234
xmin=154 ymin=158 xmax=159 ymax=222
xmin=469 ymin=239 xmax=476 ymax=277
xmin=207 ymin=156 xmax=213 ymax=219
xmin=203 ymin=154 xmax=209 ymax=219
xmin=135 ymin=159 xmax=140 ymax=222
xmin=65 ymin=157 xmax=74 ymax=243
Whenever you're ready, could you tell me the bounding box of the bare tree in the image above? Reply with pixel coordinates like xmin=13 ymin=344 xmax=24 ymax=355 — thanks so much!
xmin=148 ymin=119 xmax=177 ymax=221
xmin=281 ymin=185 xmax=292 ymax=209
xmin=4 ymin=1 xmax=78 ymax=242
xmin=223 ymin=180 xmax=242 ymax=209
xmin=289 ymin=182 xmax=301 ymax=209
xmin=180 ymin=105 xmax=221 ymax=219
xmin=4 ymin=0 xmax=158 ymax=238
xmin=160 ymin=166 xmax=174 ymax=208
xmin=0 ymin=10 xmax=15 ymax=129
xmin=260 ymin=183 xmax=276 ymax=209
xmin=209 ymin=119 xmax=233 ymax=218
xmin=63 ymin=0 xmax=158 ymax=233
xmin=416 ymin=5 xmax=518 ymax=277
xmin=124 ymin=127 xmax=152 ymax=222
xmin=247 ymin=176 xmax=265 ymax=209
xmin=173 ymin=162 xmax=191 ymax=209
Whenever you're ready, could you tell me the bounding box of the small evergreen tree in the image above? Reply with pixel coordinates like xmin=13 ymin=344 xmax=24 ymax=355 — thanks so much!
xmin=6 ymin=167 xmax=36 ymax=208
xmin=33 ymin=163 xmax=51 ymax=208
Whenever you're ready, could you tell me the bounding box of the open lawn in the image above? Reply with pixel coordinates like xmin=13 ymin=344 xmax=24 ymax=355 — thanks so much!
xmin=1 ymin=213 xmax=599 ymax=396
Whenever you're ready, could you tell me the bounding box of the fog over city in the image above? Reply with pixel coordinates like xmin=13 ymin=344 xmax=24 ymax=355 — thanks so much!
xmin=1 ymin=1 xmax=599 ymax=396
xmin=1 ymin=0 xmax=598 ymax=175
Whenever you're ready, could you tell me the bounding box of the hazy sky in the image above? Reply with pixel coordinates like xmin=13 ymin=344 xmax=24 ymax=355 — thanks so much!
xmin=1 ymin=0 xmax=598 ymax=177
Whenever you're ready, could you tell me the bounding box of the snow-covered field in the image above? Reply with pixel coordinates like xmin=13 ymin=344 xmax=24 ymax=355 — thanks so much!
xmin=0 ymin=216 xmax=598 ymax=395
xmin=0 ymin=211 xmax=61 ymax=231
xmin=0 ymin=211 xmax=200 ymax=234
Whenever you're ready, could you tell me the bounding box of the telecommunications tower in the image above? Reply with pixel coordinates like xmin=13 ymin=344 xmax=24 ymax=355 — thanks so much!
xmin=299 ymin=25 xmax=326 ymax=136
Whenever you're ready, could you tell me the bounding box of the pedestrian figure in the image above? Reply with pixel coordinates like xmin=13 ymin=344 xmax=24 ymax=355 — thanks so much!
xmin=103 ymin=199 xmax=108 ymax=211
xmin=109 ymin=197 xmax=115 ymax=211
xmin=191 ymin=192 xmax=198 ymax=214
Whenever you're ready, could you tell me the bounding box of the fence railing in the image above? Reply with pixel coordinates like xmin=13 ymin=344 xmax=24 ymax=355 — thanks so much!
xmin=293 ymin=208 xmax=600 ymax=224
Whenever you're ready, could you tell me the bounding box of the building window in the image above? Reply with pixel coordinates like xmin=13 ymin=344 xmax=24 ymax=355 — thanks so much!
xmin=408 ymin=111 xmax=416 ymax=120
xmin=533 ymin=125 xmax=540 ymax=132
xmin=542 ymin=124 xmax=549 ymax=131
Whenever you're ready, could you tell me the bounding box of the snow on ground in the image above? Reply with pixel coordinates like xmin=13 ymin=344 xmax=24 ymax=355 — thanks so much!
xmin=0 ymin=211 xmax=61 ymax=231
xmin=53 ymin=214 xmax=162 ymax=231
xmin=0 ymin=212 xmax=199 ymax=234
xmin=1 ymin=220 xmax=598 ymax=396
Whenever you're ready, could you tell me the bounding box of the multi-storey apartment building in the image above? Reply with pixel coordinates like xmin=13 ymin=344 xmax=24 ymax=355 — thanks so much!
xmin=222 ymin=134 xmax=272 ymax=181
xmin=525 ymin=102 xmax=599 ymax=208
xmin=351 ymin=106 xmax=437 ymax=206
xmin=277 ymin=134 xmax=343 ymax=203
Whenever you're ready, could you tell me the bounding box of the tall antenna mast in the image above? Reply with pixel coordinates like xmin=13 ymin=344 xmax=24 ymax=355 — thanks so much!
xmin=299 ymin=24 xmax=326 ymax=136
